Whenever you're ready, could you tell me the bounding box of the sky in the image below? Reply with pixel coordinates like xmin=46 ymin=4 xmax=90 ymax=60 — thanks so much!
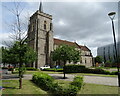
xmin=0 ymin=0 xmax=119 ymax=57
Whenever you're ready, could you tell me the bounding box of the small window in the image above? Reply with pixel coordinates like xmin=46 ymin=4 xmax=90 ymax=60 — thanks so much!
xmin=85 ymin=58 xmax=87 ymax=63
xmin=80 ymin=60 xmax=82 ymax=63
xmin=31 ymin=24 xmax=33 ymax=31
xmin=44 ymin=24 xmax=46 ymax=30
xmin=44 ymin=21 xmax=47 ymax=30
xmin=50 ymin=23 xmax=52 ymax=30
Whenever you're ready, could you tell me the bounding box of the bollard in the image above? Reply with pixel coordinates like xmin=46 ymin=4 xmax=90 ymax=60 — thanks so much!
xmin=118 ymin=72 xmax=120 ymax=87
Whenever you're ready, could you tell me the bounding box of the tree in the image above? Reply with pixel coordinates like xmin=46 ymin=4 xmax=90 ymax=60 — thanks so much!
xmin=3 ymin=2 xmax=32 ymax=89
xmin=1 ymin=47 xmax=8 ymax=67
xmin=95 ymin=56 xmax=103 ymax=64
xmin=9 ymin=41 xmax=36 ymax=88
xmin=52 ymin=44 xmax=81 ymax=79
xmin=2 ymin=41 xmax=36 ymax=89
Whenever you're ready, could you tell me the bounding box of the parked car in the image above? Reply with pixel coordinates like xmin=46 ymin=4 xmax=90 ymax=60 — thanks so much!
xmin=55 ymin=65 xmax=62 ymax=69
xmin=40 ymin=65 xmax=50 ymax=70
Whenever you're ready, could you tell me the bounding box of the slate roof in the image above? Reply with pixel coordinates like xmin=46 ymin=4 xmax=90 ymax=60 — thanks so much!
xmin=54 ymin=38 xmax=90 ymax=51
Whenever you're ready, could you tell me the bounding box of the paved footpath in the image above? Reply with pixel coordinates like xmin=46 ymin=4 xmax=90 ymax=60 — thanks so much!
xmin=48 ymin=74 xmax=118 ymax=86
xmin=2 ymin=73 xmax=118 ymax=86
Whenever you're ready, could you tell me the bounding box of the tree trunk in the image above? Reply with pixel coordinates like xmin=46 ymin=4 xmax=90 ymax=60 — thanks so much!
xmin=63 ymin=61 xmax=66 ymax=79
xmin=19 ymin=62 xmax=22 ymax=89
xmin=3 ymin=63 xmax=5 ymax=67
xmin=19 ymin=41 xmax=22 ymax=89
xmin=19 ymin=75 xmax=22 ymax=89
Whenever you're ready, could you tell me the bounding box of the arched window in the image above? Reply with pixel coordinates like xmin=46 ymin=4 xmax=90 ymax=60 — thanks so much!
xmin=85 ymin=58 xmax=87 ymax=63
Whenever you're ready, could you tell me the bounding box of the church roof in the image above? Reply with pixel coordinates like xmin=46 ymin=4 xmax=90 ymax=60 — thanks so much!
xmin=54 ymin=38 xmax=90 ymax=51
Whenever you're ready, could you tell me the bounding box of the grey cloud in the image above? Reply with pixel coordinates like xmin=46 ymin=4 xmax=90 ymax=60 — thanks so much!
xmin=2 ymin=2 xmax=118 ymax=56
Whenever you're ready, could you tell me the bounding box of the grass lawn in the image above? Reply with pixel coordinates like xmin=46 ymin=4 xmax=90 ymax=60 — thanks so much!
xmin=79 ymin=83 xmax=119 ymax=94
xmin=2 ymin=79 xmax=119 ymax=95
xmin=13 ymin=70 xmax=63 ymax=75
xmin=56 ymin=80 xmax=119 ymax=94
xmin=2 ymin=80 xmax=47 ymax=95
xmin=71 ymin=73 xmax=117 ymax=77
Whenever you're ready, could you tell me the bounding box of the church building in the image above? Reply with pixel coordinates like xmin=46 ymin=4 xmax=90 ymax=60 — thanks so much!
xmin=27 ymin=2 xmax=93 ymax=68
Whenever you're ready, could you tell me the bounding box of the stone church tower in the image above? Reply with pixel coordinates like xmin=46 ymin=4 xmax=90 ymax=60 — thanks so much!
xmin=28 ymin=2 xmax=53 ymax=68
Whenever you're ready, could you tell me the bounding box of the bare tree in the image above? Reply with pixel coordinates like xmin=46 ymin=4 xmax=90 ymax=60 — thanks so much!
xmin=3 ymin=2 xmax=30 ymax=89
xmin=3 ymin=2 xmax=29 ymax=42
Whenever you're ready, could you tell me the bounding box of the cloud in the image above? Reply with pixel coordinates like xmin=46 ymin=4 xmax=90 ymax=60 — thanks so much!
xmin=46 ymin=2 xmax=118 ymax=56
xmin=1 ymin=2 xmax=118 ymax=57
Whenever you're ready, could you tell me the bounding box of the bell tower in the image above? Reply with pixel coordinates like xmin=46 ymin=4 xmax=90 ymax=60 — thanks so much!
xmin=28 ymin=2 xmax=53 ymax=68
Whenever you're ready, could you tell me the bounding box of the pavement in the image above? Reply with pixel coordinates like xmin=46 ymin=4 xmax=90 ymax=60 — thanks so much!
xmin=48 ymin=74 xmax=118 ymax=86
xmin=1 ymin=71 xmax=118 ymax=86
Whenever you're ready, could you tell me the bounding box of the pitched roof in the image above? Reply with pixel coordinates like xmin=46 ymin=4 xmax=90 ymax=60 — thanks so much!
xmin=54 ymin=38 xmax=78 ymax=48
xmin=54 ymin=38 xmax=90 ymax=51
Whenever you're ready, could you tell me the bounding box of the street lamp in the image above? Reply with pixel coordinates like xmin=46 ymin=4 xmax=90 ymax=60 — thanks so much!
xmin=108 ymin=12 xmax=120 ymax=87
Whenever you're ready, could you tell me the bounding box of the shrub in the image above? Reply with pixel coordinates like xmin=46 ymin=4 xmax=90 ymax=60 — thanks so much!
xmin=64 ymin=65 xmax=86 ymax=73
xmin=15 ymin=67 xmax=39 ymax=71
xmin=64 ymin=65 xmax=113 ymax=75
xmin=32 ymin=72 xmax=84 ymax=96
xmin=43 ymin=68 xmax=63 ymax=72
xmin=61 ymin=76 xmax=83 ymax=96
xmin=82 ymin=68 xmax=110 ymax=75
xmin=32 ymin=72 xmax=54 ymax=91
xmin=8 ymin=68 xmax=14 ymax=71
xmin=110 ymin=71 xmax=118 ymax=75
xmin=62 ymin=85 xmax=78 ymax=96
xmin=71 ymin=76 xmax=83 ymax=90
xmin=2 ymin=67 xmax=8 ymax=69
xmin=26 ymin=67 xmax=39 ymax=71
xmin=15 ymin=68 xmax=19 ymax=71
xmin=50 ymin=82 xmax=62 ymax=95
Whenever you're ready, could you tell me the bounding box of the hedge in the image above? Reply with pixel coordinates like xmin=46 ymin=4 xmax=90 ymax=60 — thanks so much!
xmin=26 ymin=67 xmax=39 ymax=71
xmin=82 ymin=68 xmax=111 ymax=74
xmin=64 ymin=65 xmax=117 ymax=75
xmin=2 ymin=67 xmax=8 ymax=69
xmin=32 ymin=73 xmax=83 ymax=96
xmin=43 ymin=68 xmax=63 ymax=72
xmin=110 ymin=71 xmax=118 ymax=75
xmin=8 ymin=68 xmax=14 ymax=71
xmin=64 ymin=65 xmax=86 ymax=73
xmin=32 ymin=72 xmax=54 ymax=91
xmin=71 ymin=76 xmax=83 ymax=90
xmin=15 ymin=67 xmax=39 ymax=71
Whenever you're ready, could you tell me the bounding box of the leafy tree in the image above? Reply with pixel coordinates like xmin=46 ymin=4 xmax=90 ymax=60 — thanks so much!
xmin=95 ymin=56 xmax=103 ymax=64
xmin=3 ymin=2 xmax=33 ymax=89
xmin=2 ymin=47 xmax=7 ymax=67
xmin=52 ymin=44 xmax=81 ymax=79
xmin=2 ymin=41 xmax=36 ymax=88
xmin=9 ymin=41 xmax=36 ymax=64
xmin=11 ymin=41 xmax=36 ymax=75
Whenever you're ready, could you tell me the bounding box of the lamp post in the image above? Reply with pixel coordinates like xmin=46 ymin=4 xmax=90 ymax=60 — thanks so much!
xmin=108 ymin=12 xmax=120 ymax=87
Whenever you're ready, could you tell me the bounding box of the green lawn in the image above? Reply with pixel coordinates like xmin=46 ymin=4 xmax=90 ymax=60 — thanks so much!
xmin=13 ymin=70 xmax=63 ymax=75
xmin=2 ymin=79 xmax=119 ymax=95
xmin=79 ymin=83 xmax=119 ymax=94
xmin=2 ymin=80 xmax=47 ymax=95
xmin=71 ymin=73 xmax=117 ymax=77
xmin=55 ymin=80 xmax=119 ymax=94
